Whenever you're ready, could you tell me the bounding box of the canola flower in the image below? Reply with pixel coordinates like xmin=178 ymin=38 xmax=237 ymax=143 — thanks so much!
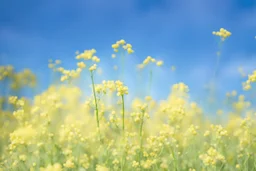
xmin=111 ymin=39 xmax=134 ymax=55
xmin=212 ymin=28 xmax=232 ymax=79
xmin=212 ymin=28 xmax=232 ymax=41
xmin=199 ymin=147 xmax=225 ymax=166
xmin=111 ymin=39 xmax=134 ymax=81
xmin=1 ymin=34 xmax=256 ymax=171
xmin=243 ymin=70 xmax=256 ymax=90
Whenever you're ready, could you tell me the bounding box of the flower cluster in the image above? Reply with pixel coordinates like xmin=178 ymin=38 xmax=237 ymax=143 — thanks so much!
xmin=199 ymin=147 xmax=225 ymax=166
xmin=115 ymin=80 xmax=128 ymax=96
xmin=76 ymin=49 xmax=97 ymax=61
xmin=137 ymin=56 xmax=164 ymax=69
xmin=212 ymin=28 xmax=231 ymax=41
xmin=59 ymin=68 xmax=82 ymax=82
xmin=111 ymin=39 xmax=134 ymax=54
xmin=243 ymin=70 xmax=256 ymax=90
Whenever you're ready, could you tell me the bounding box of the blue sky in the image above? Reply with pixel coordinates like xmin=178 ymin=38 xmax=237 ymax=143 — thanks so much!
xmin=1 ymin=0 xmax=256 ymax=107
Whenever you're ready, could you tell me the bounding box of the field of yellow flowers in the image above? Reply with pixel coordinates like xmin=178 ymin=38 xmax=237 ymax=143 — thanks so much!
xmin=1 ymin=28 xmax=256 ymax=171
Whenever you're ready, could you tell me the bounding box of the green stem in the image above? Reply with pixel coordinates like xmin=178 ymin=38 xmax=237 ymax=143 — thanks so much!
xmin=121 ymin=151 xmax=127 ymax=171
xmin=90 ymin=71 xmax=101 ymax=141
xmin=139 ymin=110 xmax=145 ymax=169
xmin=170 ymin=146 xmax=178 ymax=171
xmin=120 ymin=95 xmax=126 ymax=170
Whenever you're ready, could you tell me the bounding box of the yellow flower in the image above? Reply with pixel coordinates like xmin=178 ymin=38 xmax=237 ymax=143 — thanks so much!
xmin=10 ymin=125 xmax=36 ymax=146
xmin=143 ymin=56 xmax=153 ymax=65
xmin=8 ymin=96 xmax=18 ymax=104
xmin=77 ymin=62 xmax=86 ymax=69
xmin=145 ymin=96 xmax=152 ymax=101
xmin=156 ymin=60 xmax=163 ymax=66
xmin=92 ymin=56 xmax=100 ymax=63
xmin=96 ymin=165 xmax=109 ymax=171
xmin=60 ymin=75 xmax=68 ymax=82
xmin=151 ymin=58 xmax=156 ymax=63
xmin=40 ymin=163 xmax=62 ymax=171
xmin=118 ymin=39 xmax=126 ymax=45
xmin=127 ymin=48 xmax=134 ymax=54
xmin=199 ymin=147 xmax=225 ymax=166
xmin=63 ymin=159 xmax=75 ymax=168
xmin=132 ymin=161 xmax=139 ymax=168
xmin=116 ymin=81 xmax=128 ymax=96
xmin=89 ymin=64 xmax=97 ymax=71
xmin=204 ymin=130 xmax=210 ymax=137
xmin=112 ymin=44 xmax=119 ymax=49
xmin=76 ymin=49 xmax=96 ymax=60
xmin=126 ymin=43 xmax=132 ymax=49
xmin=212 ymin=28 xmax=231 ymax=40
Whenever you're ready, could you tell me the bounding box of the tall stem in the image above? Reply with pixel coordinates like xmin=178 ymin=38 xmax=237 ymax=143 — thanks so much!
xmin=120 ymin=95 xmax=126 ymax=170
xmin=139 ymin=110 xmax=145 ymax=169
xmin=90 ymin=71 xmax=101 ymax=141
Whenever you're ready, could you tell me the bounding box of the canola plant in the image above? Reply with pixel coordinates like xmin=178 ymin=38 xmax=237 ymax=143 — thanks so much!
xmin=1 ymin=28 xmax=256 ymax=171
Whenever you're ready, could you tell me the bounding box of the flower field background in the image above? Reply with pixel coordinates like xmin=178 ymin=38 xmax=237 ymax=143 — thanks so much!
xmin=1 ymin=27 xmax=256 ymax=171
